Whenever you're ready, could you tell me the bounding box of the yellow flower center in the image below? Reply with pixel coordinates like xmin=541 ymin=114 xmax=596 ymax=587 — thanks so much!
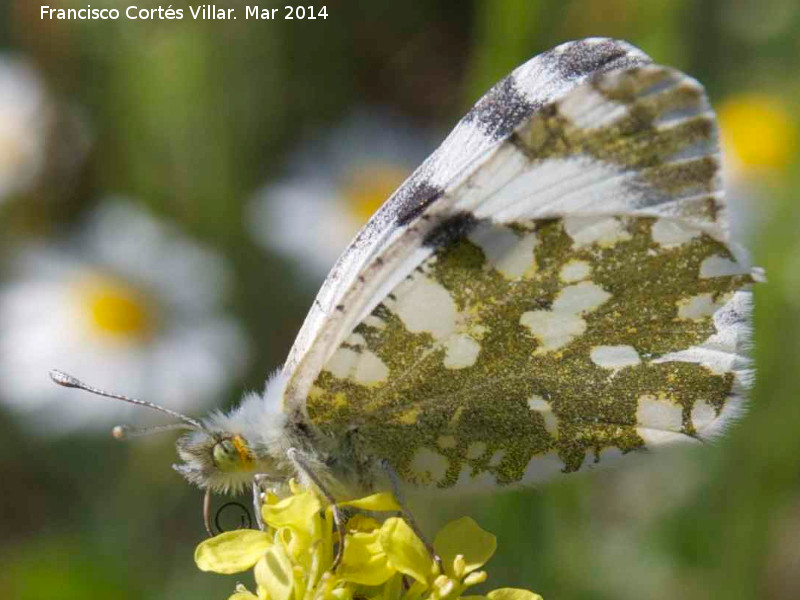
xmin=343 ymin=164 xmax=409 ymax=223
xmin=718 ymin=94 xmax=797 ymax=171
xmin=79 ymin=277 xmax=153 ymax=341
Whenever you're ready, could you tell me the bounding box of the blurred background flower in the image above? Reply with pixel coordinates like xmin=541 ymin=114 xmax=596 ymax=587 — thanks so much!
xmin=248 ymin=110 xmax=434 ymax=283
xmin=719 ymin=94 xmax=797 ymax=176
xmin=0 ymin=200 xmax=249 ymax=432
xmin=0 ymin=1 xmax=798 ymax=599
xmin=718 ymin=93 xmax=797 ymax=241
xmin=0 ymin=55 xmax=50 ymax=203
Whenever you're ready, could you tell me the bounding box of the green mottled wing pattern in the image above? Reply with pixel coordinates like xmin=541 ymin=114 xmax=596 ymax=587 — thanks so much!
xmin=307 ymin=216 xmax=752 ymax=489
xmin=283 ymin=39 xmax=653 ymax=412
xmin=297 ymin=52 xmax=755 ymax=492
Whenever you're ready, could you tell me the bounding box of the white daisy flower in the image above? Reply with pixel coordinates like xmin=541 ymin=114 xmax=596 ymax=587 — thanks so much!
xmin=0 ymin=200 xmax=249 ymax=433
xmin=247 ymin=110 xmax=434 ymax=283
xmin=0 ymin=54 xmax=51 ymax=202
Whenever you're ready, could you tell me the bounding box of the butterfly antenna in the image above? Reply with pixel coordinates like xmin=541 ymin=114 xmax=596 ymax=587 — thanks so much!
xmin=112 ymin=423 xmax=198 ymax=439
xmin=49 ymin=369 xmax=205 ymax=431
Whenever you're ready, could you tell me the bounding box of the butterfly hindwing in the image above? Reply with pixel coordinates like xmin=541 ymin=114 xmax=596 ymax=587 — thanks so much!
xmin=307 ymin=215 xmax=751 ymax=489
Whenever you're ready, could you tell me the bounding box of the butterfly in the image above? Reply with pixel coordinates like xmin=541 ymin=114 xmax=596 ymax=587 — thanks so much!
xmin=53 ymin=38 xmax=756 ymax=529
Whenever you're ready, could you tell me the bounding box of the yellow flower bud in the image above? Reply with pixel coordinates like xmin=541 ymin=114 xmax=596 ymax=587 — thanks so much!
xmin=453 ymin=554 xmax=467 ymax=579
xmin=436 ymin=576 xmax=457 ymax=598
xmin=463 ymin=570 xmax=488 ymax=586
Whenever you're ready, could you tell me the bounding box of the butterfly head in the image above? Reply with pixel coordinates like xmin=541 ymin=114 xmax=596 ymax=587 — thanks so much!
xmin=173 ymin=428 xmax=267 ymax=494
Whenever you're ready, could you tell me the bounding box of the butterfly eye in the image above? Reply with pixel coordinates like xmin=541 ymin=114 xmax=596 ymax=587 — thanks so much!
xmin=212 ymin=439 xmax=241 ymax=472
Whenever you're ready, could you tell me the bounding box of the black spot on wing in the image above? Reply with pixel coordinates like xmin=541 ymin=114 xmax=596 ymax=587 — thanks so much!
xmin=394 ymin=180 xmax=444 ymax=226
xmin=549 ymin=39 xmax=649 ymax=80
xmin=464 ymin=76 xmax=539 ymax=140
xmin=423 ymin=212 xmax=478 ymax=247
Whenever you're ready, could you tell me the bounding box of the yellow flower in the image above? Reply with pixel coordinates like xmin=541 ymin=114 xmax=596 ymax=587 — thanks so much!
xmin=718 ymin=93 xmax=797 ymax=173
xmin=194 ymin=482 xmax=543 ymax=600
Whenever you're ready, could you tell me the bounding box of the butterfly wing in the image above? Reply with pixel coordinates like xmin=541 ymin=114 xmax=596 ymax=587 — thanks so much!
xmin=284 ymin=38 xmax=652 ymax=407
xmin=284 ymin=39 xmax=755 ymax=490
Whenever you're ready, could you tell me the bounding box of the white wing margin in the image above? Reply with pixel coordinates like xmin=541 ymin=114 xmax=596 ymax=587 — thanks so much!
xmin=283 ymin=39 xmax=669 ymax=412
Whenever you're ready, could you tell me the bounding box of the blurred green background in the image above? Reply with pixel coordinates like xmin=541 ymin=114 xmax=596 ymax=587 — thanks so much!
xmin=1 ymin=0 xmax=799 ymax=598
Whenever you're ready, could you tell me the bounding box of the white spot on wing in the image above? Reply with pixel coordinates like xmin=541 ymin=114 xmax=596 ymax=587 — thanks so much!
xmin=636 ymin=427 xmax=692 ymax=446
xmin=346 ymin=333 xmax=367 ymax=347
xmin=468 ymin=224 xmax=538 ymax=279
xmin=636 ymin=394 xmax=683 ymax=432
xmin=390 ymin=276 xmax=457 ymax=340
xmin=654 ymin=290 xmax=753 ymax=377
xmin=677 ymin=292 xmax=727 ymax=320
xmin=700 ymin=255 xmax=746 ymax=278
xmin=443 ymin=334 xmax=481 ymax=369
xmin=527 ymin=395 xmax=550 ymax=411
xmin=590 ymin=345 xmax=641 ymax=370
xmin=520 ymin=311 xmax=586 ymax=352
xmin=528 ymin=394 xmax=559 ymax=436
xmin=363 ymin=315 xmax=386 ymax=330
xmin=559 ymin=259 xmax=591 ymax=282
xmin=651 ymin=219 xmax=701 ymax=246
xmin=488 ymin=450 xmax=505 ymax=467
xmin=453 ymin=465 xmax=497 ymax=490
xmin=354 ymin=351 xmax=389 ymax=385
xmin=326 ymin=348 xmax=358 ymax=380
xmin=522 ymin=451 xmax=564 ymax=483
xmin=553 ymin=281 xmax=611 ymax=314
xmin=325 ymin=347 xmax=389 ymax=386
xmin=522 ymin=277 xmax=609 ymax=353
xmin=691 ymin=400 xmax=717 ymax=431
xmin=563 ymin=216 xmax=631 ymax=247
xmin=410 ymin=448 xmax=449 ymax=485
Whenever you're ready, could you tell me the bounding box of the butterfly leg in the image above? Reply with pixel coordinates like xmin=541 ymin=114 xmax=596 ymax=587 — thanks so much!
xmin=203 ymin=488 xmax=214 ymax=537
xmin=252 ymin=478 xmax=266 ymax=531
xmin=287 ymin=448 xmax=347 ymax=571
xmin=380 ymin=459 xmax=442 ymax=569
